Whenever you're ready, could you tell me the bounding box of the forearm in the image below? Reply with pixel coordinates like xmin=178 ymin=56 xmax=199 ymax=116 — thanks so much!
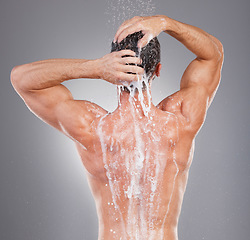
xmin=162 ymin=16 xmax=223 ymax=61
xmin=11 ymin=58 xmax=99 ymax=91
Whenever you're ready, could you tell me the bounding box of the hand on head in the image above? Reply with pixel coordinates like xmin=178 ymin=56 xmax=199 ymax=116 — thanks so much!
xmin=114 ymin=15 xmax=167 ymax=49
xmin=96 ymin=50 xmax=144 ymax=85
xmin=97 ymin=16 xmax=167 ymax=86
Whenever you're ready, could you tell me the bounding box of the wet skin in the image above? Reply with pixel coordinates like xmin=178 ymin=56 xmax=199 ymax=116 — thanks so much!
xmin=74 ymin=89 xmax=195 ymax=240
xmin=11 ymin=15 xmax=224 ymax=240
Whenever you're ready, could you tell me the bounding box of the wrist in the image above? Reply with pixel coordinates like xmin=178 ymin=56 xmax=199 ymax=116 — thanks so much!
xmin=79 ymin=59 xmax=101 ymax=79
xmin=91 ymin=58 xmax=102 ymax=79
xmin=156 ymin=15 xmax=169 ymax=32
xmin=161 ymin=16 xmax=178 ymax=34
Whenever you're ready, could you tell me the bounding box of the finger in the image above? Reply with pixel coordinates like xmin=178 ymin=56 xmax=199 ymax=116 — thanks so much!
xmin=115 ymin=72 xmax=134 ymax=83
xmin=121 ymin=65 xmax=144 ymax=75
xmin=114 ymin=17 xmax=141 ymax=42
xmin=117 ymin=72 xmax=142 ymax=83
xmin=117 ymin=50 xmax=136 ymax=57
xmin=114 ymin=23 xmax=133 ymax=42
xmin=121 ymin=57 xmax=142 ymax=65
xmin=127 ymin=73 xmax=143 ymax=82
xmin=138 ymin=34 xmax=154 ymax=49
xmin=117 ymin=24 xmax=142 ymax=43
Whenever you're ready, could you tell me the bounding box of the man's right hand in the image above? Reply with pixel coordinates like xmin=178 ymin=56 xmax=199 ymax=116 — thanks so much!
xmin=96 ymin=50 xmax=144 ymax=85
xmin=114 ymin=16 xmax=167 ymax=49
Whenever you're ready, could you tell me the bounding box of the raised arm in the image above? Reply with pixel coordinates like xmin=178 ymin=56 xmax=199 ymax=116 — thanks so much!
xmin=10 ymin=51 xmax=144 ymax=135
xmin=114 ymin=15 xmax=224 ymax=132
xmin=164 ymin=17 xmax=224 ymax=103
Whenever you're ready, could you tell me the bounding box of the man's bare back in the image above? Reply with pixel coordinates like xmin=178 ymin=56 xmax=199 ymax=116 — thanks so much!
xmin=11 ymin=15 xmax=223 ymax=240
xmin=75 ymin=88 xmax=195 ymax=239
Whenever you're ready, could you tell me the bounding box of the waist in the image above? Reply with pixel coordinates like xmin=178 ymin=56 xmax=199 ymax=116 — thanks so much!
xmin=99 ymin=224 xmax=178 ymax=240
xmin=96 ymin=199 xmax=179 ymax=240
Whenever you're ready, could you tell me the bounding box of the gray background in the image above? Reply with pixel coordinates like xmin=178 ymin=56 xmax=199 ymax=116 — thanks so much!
xmin=0 ymin=0 xmax=249 ymax=239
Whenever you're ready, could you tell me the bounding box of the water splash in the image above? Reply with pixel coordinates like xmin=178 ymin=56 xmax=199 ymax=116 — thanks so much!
xmin=96 ymin=73 xmax=180 ymax=239
xmin=105 ymin=0 xmax=156 ymax=33
xmin=95 ymin=2 xmax=180 ymax=238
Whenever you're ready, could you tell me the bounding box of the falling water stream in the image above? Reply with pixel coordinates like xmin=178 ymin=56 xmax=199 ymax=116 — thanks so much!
xmin=93 ymin=2 xmax=180 ymax=238
xmin=96 ymin=74 xmax=180 ymax=239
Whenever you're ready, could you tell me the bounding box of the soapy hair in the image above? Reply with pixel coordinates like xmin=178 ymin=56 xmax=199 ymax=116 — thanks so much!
xmin=111 ymin=31 xmax=161 ymax=79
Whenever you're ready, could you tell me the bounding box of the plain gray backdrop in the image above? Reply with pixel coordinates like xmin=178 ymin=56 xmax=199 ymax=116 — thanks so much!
xmin=1 ymin=0 xmax=249 ymax=239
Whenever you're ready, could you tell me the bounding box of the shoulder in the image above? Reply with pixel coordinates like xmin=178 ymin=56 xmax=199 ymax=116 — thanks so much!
xmin=157 ymin=86 xmax=209 ymax=134
xmin=55 ymin=100 xmax=108 ymax=143
xmin=56 ymin=100 xmax=107 ymax=120
xmin=157 ymin=91 xmax=183 ymax=114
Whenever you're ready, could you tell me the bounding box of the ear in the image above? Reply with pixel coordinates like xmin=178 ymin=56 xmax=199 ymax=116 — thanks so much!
xmin=155 ymin=63 xmax=162 ymax=77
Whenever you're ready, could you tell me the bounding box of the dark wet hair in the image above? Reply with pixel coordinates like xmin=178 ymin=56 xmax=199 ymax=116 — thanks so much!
xmin=111 ymin=31 xmax=161 ymax=79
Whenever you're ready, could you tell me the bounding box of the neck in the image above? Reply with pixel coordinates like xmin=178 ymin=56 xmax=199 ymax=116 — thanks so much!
xmin=117 ymin=84 xmax=153 ymax=116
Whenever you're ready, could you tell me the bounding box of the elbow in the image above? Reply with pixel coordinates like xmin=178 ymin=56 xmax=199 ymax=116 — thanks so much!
xmin=10 ymin=64 xmax=28 ymax=91
xmin=217 ymin=41 xmax=224 ymax=62
xmin=214 ymin=38 xmax=224 ymax=63
xmin=209 ymin=34 xmax=224 ymax=63
xmin=10 ymin=65 xmax=22 ymax=89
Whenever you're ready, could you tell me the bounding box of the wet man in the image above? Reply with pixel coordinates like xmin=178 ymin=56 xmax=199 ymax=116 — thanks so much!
xmin=11 ymin=15 xmax=223 ymax=240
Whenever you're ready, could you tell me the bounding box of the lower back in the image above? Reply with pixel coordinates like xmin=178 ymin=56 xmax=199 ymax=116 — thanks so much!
xmin=98 ymin=225 xmax=178 ymax=240
xmin=87 ymin=156 xmax=186 ymax=240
